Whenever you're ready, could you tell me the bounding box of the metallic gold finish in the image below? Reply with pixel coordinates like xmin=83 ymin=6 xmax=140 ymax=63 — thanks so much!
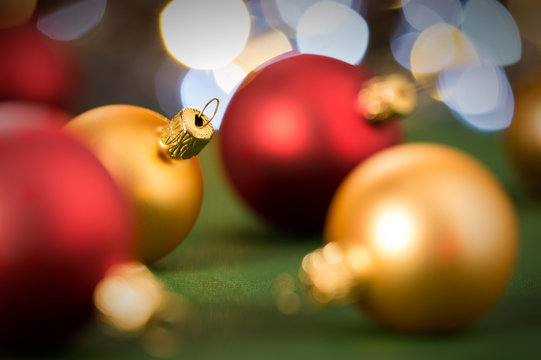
xmin=506 ymin=71 xmax=541 ymax=196
xmin=160 ymin=98 xmax=217 ymax=160
xmin=322 ymin=143 xmax=517 ymax=332
xmin=65 ymin=105 xmax=205 ymax=263
xmin=358 ymin=74 xmax=417 ymax=122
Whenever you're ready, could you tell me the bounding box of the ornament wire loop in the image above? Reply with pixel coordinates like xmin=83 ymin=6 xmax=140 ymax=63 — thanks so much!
xmin=199 ymin=98 xmax=219 ymax=127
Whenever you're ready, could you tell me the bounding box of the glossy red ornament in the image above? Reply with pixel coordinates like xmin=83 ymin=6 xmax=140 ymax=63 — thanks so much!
xmin=0 ymin=129 xmax=133 ymax=350
xmin=219 ymin=54 xmax=402 ymax=232
xmin=0 ymin=101 xmax=71 ymax=131
xmin=0 ymin=24 xmax=80 ymax=108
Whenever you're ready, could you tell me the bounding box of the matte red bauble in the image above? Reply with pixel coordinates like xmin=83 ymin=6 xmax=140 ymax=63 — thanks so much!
xmin=219 ymin=55 xmax=402 ymax=232
xmin=0 ymin=101 xmax=71 ymax=131
xmin=0 ymin=24 xmax=80 ymax=108
xmin=0 ymin=129 xmax=133 ymax=350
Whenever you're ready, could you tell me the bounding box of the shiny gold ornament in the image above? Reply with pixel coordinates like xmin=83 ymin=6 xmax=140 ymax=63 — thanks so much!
xmin=306 ymin=143 xmax=517 ymax=332
xmin=507 ymin=71 xmax=541 ymax=196
xmin=65 ymin=100 xmax=218 ymax=263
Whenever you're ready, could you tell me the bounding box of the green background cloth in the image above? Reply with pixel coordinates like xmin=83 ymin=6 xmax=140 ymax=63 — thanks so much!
xmin=33 ymin=114 xmax=541 ymax=359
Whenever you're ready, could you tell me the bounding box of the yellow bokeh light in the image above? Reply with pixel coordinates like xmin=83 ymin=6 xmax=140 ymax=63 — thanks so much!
xmin=212 ymin=62 xmax=247 ymax=94
xmin=373 ymin=207 xmax=415 ymax=255
xmin=234 ymin=29 xmax=292 ymax=73
xmin=160 ymin=0 xmax=251 ymax=70
xmin=94 ymin=262 xmax=164 ymax=334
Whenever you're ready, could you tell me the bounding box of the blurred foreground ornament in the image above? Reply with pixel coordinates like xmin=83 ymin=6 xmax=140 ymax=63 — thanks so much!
xmin=0 ymin=129 xmax=133 ymax=350
xmin=0 ymin=101 xmax=71 ymax=131
xmin=0 ymin=24 xmax=80 ymax=108
xmin=65 ymin=100 xmax=217 ymax=263
xmin=302 ymin=143 xmax=517 ymax=332
xmin=220 ymin=54 xmax=411 ymax=233
xmin=94 ymin=262 xmax=200 ymax=358
xmin=506 ymin=71 xmax=541 ymax=197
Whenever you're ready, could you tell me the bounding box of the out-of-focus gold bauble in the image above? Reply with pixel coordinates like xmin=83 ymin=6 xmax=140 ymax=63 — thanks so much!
xmin=65 ymin=105 xmax=205 ymax=263
xmin=324 ymin=143 xmax=518 ymax=332
xmin=507 ymin=71 xmax=541 ymax=196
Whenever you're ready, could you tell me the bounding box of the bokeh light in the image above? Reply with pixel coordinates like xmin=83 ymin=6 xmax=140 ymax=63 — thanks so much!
xmin=401 ymin=0 xmax=463 ymax=32
xmin=212 ymin=62 xmax=247 ymax=94
xmin=390 ymin=20 xmax=420 ymax=70
xmin=235 ymin=29 xmax=292 ymax=73
xmin=180 ymin=68 xmax=241 ymax=129
xmin=462 ymin=0 xmax=521 ymax=66
xmin=296 ymin=1 xmax=369 ymax=64
xmin=261 ymin=0 xmax=356 ymax=38
xmin=410 ymin=23 xmax=459 ymax=75
xmin=0 ymin=0 xmax=36 ymax=29
xmin=437 ymin=64 xmax=514 ymax=131
xmin=94 ymin=262 xmax=163 ymax=334
xmin=160 ymin=0 xmax=251 ymax=70
xmin=37 ymin=0 xmax=107 ymax=41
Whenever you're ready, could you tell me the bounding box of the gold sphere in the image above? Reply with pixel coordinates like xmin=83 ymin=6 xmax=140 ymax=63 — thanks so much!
xmin=507 ymin=71 xmax=541 ymax=196
xmin=65 ymin=105 xmax=204 ymax=263
xmin=325 ymin=143 xmax=518 ymax=332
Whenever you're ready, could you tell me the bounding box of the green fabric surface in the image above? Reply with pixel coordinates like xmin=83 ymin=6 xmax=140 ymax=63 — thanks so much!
xmin=16 ymin=112 xmax=541 ymax=359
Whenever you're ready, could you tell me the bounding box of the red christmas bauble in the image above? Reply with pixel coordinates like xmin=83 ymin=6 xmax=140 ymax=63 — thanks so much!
xmin=0 ymin=101 xmax=71 ymax=131
xmin=0 ymin=24 xmax=81 ymax=108
xmin=0 ymin=129 xmax=133 ymax=350
xmin=219 ymin=54 xmax=402 ymax=232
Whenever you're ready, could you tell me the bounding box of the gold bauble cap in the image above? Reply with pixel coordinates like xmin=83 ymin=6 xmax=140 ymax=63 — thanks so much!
xmin=160 ymin=98 xmax=218 ymax=160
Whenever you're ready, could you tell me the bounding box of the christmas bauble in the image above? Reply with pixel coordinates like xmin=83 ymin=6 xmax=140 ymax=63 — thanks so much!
xmin=0 ymin=129 xmax=133 ymax=349
xmin=323 ymin=143 xmax=517 ymax=332
xmin=0 ymin=24 xmax=80 ymax=108
xmin=65 ymin=105 xmax=209 ymax=263
xmin=506 ymin=71 xmax=541 ymax=196
xmin=0 ymin=101 xmax=71 ymax=131
xmin=220 ymin=54 xmax=402 ymax=233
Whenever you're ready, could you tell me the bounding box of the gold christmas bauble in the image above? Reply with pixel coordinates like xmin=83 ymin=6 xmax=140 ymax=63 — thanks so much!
xmin=507 ymin=71 xmax=541 ymax=196
xmin=65 ymin=105 xmax=210 ymax=263
xmin=324 ymin=143 xmax=517 ymax=332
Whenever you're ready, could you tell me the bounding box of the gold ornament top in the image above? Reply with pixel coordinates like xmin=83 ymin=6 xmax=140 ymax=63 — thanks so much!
xmin=160 ymin=98 xmax=218 ymax=160
xmin=358 ymin=74 xmax=417 ymax=123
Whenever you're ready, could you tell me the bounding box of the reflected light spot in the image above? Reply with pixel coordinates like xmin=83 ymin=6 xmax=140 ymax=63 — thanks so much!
xmin=0 ymin=0 xmax=36 ymax=29
xmin=462 ymin=0 xmax=521 ymax=66
xmin=345 ymin=246 xmax=372 ymax=275
xmin=296 ymin=1 xmax=369 ymax=64
xmin=94 ymin=262 xmax=163 ymax=333
xmin=257 ymin=101 xmax=309 ymax=158
xmin=180 ymin=68 xmax=232 ymax=129
xmin=410 ymin=23 xmax=458 ymax=75
xmin=212 ymin=63 xmax=247 ymax=94
xmin=37 ymin=0 xmax=107 ymax=41
xmin=235 ymin=29 xmax=292 ymax=73
xmin=160 ymin=0 xmax=250 ymax=69
xmin=401 ymin=0 xmax=463 ymax=32
xmin=374 ymin=207 xmax=415 ymax=255
xmin=322 ymin=242 xmax=344 ymax=265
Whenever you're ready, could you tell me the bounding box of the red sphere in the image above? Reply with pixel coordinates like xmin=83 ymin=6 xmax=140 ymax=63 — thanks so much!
xmin=0 ymin=129 xmax=133 ymax=350
xmin=220 ymin=55 xmax=401 ymax=233
xmin=0 ymin=24 xmax=81 ymax=108
xmin=0 ymin=101 xmax=72 ymax=131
